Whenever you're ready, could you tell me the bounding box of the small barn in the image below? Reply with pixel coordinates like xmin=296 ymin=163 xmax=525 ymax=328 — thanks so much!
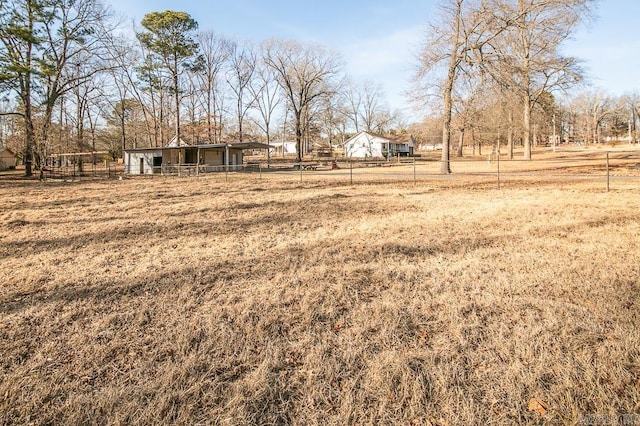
xmin=123 ymin=141 xmax=271 ymax=175
xmin=0 ymin=148 xmax=16 ymax=170
xmin=344 ymin=131 xmax=415 ymax=159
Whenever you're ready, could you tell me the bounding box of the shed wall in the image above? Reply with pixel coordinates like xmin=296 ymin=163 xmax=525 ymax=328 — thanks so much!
xmin=125 ymin=151 xmax=161 ymax=175
xmin=0 ymin=151 xmax=16 ymax=170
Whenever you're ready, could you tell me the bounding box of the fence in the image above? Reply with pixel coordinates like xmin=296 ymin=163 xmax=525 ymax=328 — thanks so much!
xmin=42 ymin=161 xmax=121 ymax=180
xmin=193 ymin=150 xmax=640 ymax=192
xmin=159 ymin=163 xmax=260 ymax=176
xmin=42 ymin=149 xmax=640 ymax=191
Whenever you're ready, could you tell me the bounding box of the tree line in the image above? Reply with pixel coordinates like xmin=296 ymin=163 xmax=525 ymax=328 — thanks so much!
xmin=1 ymin=0 xmax=638 ymax=177
xmin=0 ymin=2 xmax=402 ymax=175
xmin=413 ymin=0 xmax=635 ymax=173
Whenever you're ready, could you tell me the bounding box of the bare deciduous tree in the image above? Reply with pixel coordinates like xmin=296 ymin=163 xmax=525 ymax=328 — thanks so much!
xmin=623 ymin=91 xmax=640 ymax=144
xmin=415 ymin=0 xmax=494 ymax=173
xmin=264 ymin=39 xmax=343 ymax=162
xmin=249 ymin=55 xmax=280 ymax=166
xmin=196 ymin=31 xmax=229 ymax=143
xmin=226 ymin=40 xmax=256 ymax=142
xmin=487 ymin=0 xmax=593 ymax=159
xmin=0 ymin=0 xmax=113 ymax=176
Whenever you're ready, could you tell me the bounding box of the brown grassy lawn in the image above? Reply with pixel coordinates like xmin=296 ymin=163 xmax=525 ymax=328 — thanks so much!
xmin=1 ymin=165 xmax=639 ymax=424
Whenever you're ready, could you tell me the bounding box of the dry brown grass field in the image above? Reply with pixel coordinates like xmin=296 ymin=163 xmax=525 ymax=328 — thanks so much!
xmin=1 ymin=152 xmax=640 ymax=425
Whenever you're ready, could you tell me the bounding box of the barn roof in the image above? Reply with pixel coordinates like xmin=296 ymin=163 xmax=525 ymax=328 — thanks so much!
xmin=123 ymin=142 xmax=272 ymax=153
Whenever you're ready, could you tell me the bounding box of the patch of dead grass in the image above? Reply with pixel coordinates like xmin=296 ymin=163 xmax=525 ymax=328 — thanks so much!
xmin=1 ymin=174 xmax=639 ymax=424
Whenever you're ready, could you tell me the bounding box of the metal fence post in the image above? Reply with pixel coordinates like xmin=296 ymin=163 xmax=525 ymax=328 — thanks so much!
xmin=606 ymin=152 xmax=610 ymax=192
xmin=350 ymin=160 xmax=353 ymax=185
xmin=413 ymin=157 xmax=416 ymax=187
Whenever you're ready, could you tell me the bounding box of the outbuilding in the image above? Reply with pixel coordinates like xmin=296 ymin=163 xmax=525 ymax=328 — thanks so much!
xmin=123 ymin=140 xmax=271 ymax=175
xmin=0 ymin=148 xmax=16 ymax=170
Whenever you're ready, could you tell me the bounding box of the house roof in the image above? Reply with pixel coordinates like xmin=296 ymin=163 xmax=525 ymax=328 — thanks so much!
xmin=166 ymin=136 xmax=190 ymax=147
xmin=386 ymin=133 xmax=414 ymax=143
xmin=345 ymin=131 xmax=414 ymax=145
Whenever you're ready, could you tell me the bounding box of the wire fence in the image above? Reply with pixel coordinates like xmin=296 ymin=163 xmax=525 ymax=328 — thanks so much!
xmin=37 ymin=149 xmax=640 ymax=191
xmin=213 ymin=150 xmax=640 ymax=192
xmin=41 ymin=161 xmax=121 ymax=180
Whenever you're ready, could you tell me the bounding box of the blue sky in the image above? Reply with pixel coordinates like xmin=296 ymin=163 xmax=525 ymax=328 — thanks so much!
xmin=109 ymin=0 xmax=640 ymax=117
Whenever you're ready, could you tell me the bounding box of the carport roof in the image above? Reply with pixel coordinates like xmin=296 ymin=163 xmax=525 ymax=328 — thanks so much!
xmin=124 ymin=142 xmax=272 ymax=153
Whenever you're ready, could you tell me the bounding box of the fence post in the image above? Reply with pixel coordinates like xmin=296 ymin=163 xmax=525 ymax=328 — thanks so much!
xmin=413 ymin=157 xmax=416 ymax=187
xmin=497 ymin=150 xmax=501 ymax=190
xmin=606 ymin=152 xmax=610 ymax=192
xmin=350 ymin=160 xmax=353 ymax=185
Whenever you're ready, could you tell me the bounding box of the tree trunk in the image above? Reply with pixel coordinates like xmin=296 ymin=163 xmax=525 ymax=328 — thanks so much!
xmin=457 ymin=128 xmax=464 ymax=157
xmin=174 ymin=55 xmax=180 ymax=144
xmin=440 ymin=68 xmax=455 ymax=173
xmin=207 ymin=79 xmax=213 ymax=142
xmin=295 ymin=112 xmax=302 ymax=163
xmin=523 ymin=95 xmax=532 ymax=160
xmin=508 ymin=109 xmax=514 ymax=160
xmin=22 ymin=8 xmax=35 ymax=177
xmin=24 ymin=99 xmax=34 ymax=177
xmin=439 ymin=0 xmax=462 ymax=174
xmin=120 ymin=107 xmax=126 ymax=153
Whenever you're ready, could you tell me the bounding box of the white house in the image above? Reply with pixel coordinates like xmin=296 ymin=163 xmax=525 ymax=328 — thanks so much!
xmin=343 ymin=131 xmax=415 ymax=159
xmin=269 ymin=141 xmax=297 ymax=156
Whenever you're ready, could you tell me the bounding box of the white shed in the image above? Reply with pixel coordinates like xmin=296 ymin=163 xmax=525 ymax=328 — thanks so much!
xmin=343 ymin=131 xmax=414 ymax=159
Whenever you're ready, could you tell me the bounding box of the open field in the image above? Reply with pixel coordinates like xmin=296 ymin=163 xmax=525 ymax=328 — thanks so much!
xmin=1 ymin=157 xmax=640 ymax=424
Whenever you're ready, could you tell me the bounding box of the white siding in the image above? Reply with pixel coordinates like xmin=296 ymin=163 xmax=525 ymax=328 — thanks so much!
xmin=344 ymin=133 xmax=385 ymax=158
xmin=344 ymin=132 xmax=414 ymax=158
xmin=124 ymin=151 xmax=161 ymax=175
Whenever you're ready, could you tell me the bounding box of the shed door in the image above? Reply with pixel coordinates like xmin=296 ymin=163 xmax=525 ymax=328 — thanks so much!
xmin=139 ymin=158 xmax=144 ymax=174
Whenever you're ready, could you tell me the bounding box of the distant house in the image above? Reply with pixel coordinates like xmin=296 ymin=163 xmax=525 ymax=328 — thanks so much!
xmin=343 ymin=131 xmax=415 ymax=159
xmin=269 ymin=142 xmax=297 ymax=156
xmin=418 ymin=143 xmax=443 ymax=151
xmin=123 ymin=140 xmax=271 ymax=175
xmin=0 ymin=148 xmax=16 ymax=170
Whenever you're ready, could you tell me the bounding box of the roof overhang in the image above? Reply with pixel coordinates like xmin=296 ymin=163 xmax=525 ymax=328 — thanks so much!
xmin=124 ymin=142 xmax=272 ymax=154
